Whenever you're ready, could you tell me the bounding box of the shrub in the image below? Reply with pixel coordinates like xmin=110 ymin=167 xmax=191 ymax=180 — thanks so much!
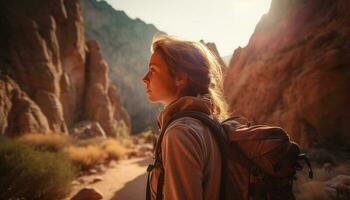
xmin=101 ymin=139 xmax=127 ymax=160
xmin=0 ymin=138 xmax=76 ymax=200
xmin=19 ymin=133 xmax=70 ymax=152
xmin=138 ymin=130 xmax=157 ymax=144
xmin=115 ymin=120 xmax=130 ymax=138
xmin=64 ymin=145 xmax=107 ymax=170
xmin=73 ymin=137 xmax=106 ymax=147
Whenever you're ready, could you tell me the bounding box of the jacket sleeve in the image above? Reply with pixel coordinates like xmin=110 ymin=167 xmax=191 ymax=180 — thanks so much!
xmin=161 ymin=123 xmax=205 ymax=200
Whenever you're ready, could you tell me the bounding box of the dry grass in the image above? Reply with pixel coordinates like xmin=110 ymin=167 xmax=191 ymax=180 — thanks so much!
xmin=101 ymin=139 xmax=127 ymax=160
xmin=73 ymin=137 xmax=106 ymax=147
xmin=64 ymin=138 xmax=127 ymax=169
xmin=64 ymin=145 xmax=107 ymax=169
xmin=17 ymin=133 xmax=128 ymax=170
xmin=19 ymin=133 xmax=70 ymax=152
xmin=137 ymin=130 xmax=157 ymax=144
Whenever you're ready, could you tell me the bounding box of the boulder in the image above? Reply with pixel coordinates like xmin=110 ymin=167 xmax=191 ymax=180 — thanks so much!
xmin=70 ymin=121 xmax=107 ymax=139
xmin=71 ymin=187 xmax=103 ymax=200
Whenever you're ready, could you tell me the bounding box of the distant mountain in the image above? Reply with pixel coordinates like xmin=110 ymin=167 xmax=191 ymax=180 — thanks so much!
xmin=81 ymin=0 xmax=164 ymax=133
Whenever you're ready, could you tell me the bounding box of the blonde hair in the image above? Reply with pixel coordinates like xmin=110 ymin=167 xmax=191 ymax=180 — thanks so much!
xmin=151 ymin=34 xmax=229 ymax=119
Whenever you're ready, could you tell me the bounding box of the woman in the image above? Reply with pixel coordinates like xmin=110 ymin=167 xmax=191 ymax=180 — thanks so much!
xmin=142 ymin=35 xmax=229 ymax=200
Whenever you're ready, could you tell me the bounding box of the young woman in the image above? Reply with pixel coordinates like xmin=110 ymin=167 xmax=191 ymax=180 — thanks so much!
xmin=142 ymin=35 xmax=229 ymax=200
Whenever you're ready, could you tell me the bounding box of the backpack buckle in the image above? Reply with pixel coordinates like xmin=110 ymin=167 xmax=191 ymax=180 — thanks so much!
xmin=147 ymin=164 xmax=155 ymax=172
xmin=296 ymin=154 xmax=313 ymax=179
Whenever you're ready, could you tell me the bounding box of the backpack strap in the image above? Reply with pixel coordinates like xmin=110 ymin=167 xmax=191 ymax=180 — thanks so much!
xmin=145 ymin=112 xmax=190 ymax=200
xmin=146 ymin=164 xmax=154 ymax=200
xmin=166 ymin=111 xmax=230 ymax=200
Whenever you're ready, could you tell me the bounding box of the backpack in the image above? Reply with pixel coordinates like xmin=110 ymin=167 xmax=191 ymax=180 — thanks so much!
xmin=146 ymin=111 xmax=313 ymax=200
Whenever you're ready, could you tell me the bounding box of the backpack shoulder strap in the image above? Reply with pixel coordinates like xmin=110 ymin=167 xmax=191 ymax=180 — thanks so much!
xmin=146 ymin=110 xmax=241 ymax=200
xmin=167 ymin=111 xmax=230 ymax=199
xmin=146 ymin=111 xmax=200 ymax=200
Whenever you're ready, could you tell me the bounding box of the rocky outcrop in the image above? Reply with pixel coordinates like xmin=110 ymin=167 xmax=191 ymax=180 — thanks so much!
xmin=224 ymin=0 xmax=350 ymax=148
xmin=81 ymin=0 xmax=162 ymax=133
xmin=84 ymin=41 xmax=129 ymax=136
xmin=0 ymin=0 xmax=70 ymax=134
xmin=0 ymin=75 xmax=51 ymax=136
xmin=0 ymin=0 xmax=130 ymax=137
xmin=201 ymin=40 xmax=227 ymax=68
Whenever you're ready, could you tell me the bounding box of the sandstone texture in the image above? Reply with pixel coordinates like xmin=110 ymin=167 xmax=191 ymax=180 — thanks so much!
xmin=224 ymin=0 xmax=350 ymax=148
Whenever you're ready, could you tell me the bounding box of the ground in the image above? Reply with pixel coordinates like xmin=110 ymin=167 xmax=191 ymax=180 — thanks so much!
xmin=65 ymin=156 xmax=153 ymax=200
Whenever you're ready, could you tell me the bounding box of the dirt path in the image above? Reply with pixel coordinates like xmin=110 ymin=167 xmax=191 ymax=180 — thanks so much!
xmin=66 ymin=156 xmax=153 ymax=200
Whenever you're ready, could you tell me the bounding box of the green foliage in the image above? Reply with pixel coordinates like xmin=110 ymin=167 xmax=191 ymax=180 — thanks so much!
xmin=0 ymin=138 xmax=76 ymax=200
xmin=19 ymin=133 xmax=71 ymax=152
xmin=115 ymin=120 xmax=129 ymax=138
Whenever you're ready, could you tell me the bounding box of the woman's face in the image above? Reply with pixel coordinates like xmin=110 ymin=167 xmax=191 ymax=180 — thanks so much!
xmin=142 ymin=51 xmax=179 ymax=105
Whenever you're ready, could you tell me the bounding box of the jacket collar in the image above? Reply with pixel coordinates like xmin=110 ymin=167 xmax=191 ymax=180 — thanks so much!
xmin=157 ymin=94 xmax=213 ymax=130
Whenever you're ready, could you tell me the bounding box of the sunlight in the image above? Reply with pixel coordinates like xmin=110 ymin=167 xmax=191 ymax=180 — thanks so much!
xmin=105 ymin=0 xmax=271 ymax=56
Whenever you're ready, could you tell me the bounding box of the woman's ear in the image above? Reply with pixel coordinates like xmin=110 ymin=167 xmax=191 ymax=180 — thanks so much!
xmin=175 ymin=72 xmax=188 ymax=88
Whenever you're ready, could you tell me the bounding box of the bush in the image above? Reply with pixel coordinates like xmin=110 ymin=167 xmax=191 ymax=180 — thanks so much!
xmin=15 ymin=134 xmax=128 ymax=171
xmin=115 ymin=120 xmax=130 ymax=138
xmin=73 ymin=137 xmax=106 ymax=147
xmin=64 ymin=137 xmax=127 ymax=169
xmin=19 ymin=133 xmax=70 ymax=152
xmin=101 ymin=139 xmax=127 ymax=160
xmin=138 ymin=130 xmax=157 ymax=144
xmin=0 ymin=138 xmax=76 ymax=200
xmin=64 ymin=145 xmax=107 ymax=170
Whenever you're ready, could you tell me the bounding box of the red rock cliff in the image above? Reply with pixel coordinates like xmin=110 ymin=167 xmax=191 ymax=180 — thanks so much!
xmin=0 ymin=0 xmax=130 ymax=137
xmin=224 ymin=0 xmax=350 ymax=148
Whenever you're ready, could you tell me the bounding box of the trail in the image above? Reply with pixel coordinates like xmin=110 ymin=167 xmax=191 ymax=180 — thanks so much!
xmin=66 ymin=156 xmax=152 ymax=200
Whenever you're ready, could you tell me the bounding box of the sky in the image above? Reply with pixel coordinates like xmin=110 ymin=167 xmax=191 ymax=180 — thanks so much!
xmin=104 ymin=0 xmax=272 ymax=56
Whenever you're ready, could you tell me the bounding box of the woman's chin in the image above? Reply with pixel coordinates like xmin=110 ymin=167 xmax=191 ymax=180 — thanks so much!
xmin=146 ymin=94 xmax=157 ymax=103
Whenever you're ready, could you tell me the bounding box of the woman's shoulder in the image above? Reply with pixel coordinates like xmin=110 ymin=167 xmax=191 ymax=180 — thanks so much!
xmin=166 ymin=116 xmax=208 ymax=134
xmin=163 ymin=116 xmax=209 ymax=146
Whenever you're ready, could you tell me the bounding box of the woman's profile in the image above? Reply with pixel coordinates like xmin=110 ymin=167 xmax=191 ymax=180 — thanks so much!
xmin=142 ymin=34 xmax=228 ymax=200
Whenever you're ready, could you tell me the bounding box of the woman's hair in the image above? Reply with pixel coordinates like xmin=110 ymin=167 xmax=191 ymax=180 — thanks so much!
xmin=151 ymin=34 xmax=230 ymax=119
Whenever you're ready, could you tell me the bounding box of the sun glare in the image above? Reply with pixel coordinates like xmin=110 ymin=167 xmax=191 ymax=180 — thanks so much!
xmin=106 ymin=0 xmax=272 ymax=56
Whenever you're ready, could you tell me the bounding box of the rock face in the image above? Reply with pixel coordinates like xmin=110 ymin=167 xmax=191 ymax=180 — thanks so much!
xmin=0 ymin=75 xmax=51 ymax=136
xmin=84 ymin=40 xmax=130 ymax=136
xmin=201 ymin=40 xmax=227 ymax=68
xmin=224 ymin=0 xmax=350 ymax=148
xmin=0 ymin=0 xmax=130 ymax=137
xmin=81 ymin=0 xmax=162 ymax=133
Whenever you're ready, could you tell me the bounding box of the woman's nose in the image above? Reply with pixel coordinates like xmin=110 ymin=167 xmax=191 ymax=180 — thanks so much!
xmin=142 ymin=72 xmax=149 ymax=84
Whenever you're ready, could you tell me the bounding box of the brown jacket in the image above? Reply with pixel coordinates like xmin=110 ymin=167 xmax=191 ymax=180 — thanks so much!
xmin=150 ymin=96 xmax=222 ymax=200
